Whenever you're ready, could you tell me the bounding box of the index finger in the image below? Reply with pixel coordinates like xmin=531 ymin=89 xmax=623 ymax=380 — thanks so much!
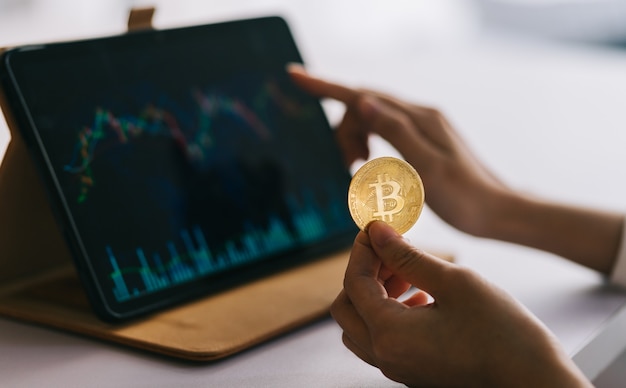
xmin=344 ymin=230 xmax=406 ymax=324
xmin=287 ymin=64 xmax=361 ymax=106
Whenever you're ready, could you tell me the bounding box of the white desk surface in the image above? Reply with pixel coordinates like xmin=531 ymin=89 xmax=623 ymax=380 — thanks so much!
xmin=3 ymin=1 xmax=626 ymax=387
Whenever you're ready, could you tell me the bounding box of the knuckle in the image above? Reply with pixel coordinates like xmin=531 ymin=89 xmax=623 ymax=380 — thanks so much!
xmin=329 ymin=296 xmax=342 ymax=318
xmin=416 ymin=105 xmax=449 ymax=128
xmin=431 ymin=107 xmax=443 ymax=117
xmin=423 ymin=106 xmax=444 ymax=118
xmin=446 ymin=266 xmax=478 ymax=288
xmin=354 ymin=95 xmax=411 ymax=130
xmin=388 ymin=113 xmax=412 ymax=132
xmin=342 ymin=275 xmax=358 ymax=293
xmin=380 ymin=369 xmax=404 ymax=385
xmin=370 ymin=329 xmax=405 ymax=381
xmin=393 ymin=245 xmax=423 ymax=272
xmin=371 ymin=330 xmax=397 ymax=362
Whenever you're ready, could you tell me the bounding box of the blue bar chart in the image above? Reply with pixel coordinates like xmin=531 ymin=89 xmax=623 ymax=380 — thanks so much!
xmin=108 ymin=191 xmax=351 ymax=302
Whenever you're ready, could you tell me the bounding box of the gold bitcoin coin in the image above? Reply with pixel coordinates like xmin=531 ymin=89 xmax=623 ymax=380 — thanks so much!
xmin=348 ymin=156 xmax=424 ymax=234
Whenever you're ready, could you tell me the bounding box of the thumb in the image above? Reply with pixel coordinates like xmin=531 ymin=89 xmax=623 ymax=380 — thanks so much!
xmin=367 ymin=221 xmax=452 ymax=298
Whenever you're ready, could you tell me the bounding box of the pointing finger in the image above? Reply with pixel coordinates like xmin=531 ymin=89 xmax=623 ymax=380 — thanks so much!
xmin=287 ymin=64 xmax=361 ymax=106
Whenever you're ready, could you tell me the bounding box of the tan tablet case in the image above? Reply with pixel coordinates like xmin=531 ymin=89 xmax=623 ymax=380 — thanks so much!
xmin=0 ymin=8 xmax=452 ymax=361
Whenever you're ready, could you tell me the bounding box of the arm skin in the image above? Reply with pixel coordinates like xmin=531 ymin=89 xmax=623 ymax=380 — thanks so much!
xmin=331 ymin=221 xmax=593 ymax=387
xmin=288 ymin=65 xmax=624 ymax=275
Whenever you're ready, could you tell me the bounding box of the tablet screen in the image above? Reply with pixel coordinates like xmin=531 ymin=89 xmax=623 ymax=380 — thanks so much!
xmin=1 ymin=17 xmax=355 ymax=320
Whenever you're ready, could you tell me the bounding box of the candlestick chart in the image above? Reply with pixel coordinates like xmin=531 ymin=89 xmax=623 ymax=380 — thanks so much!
xmin=57 ymin=74 xmax=353 ymax=303
xmin=108 ymin=186 xmax=351 ymax=302
xmin=63 ymin=78 xmax=312 ymax=203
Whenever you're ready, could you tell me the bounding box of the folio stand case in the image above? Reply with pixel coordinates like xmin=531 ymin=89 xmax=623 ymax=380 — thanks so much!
xmin=0 ymin=8 xmax=452 ymax=361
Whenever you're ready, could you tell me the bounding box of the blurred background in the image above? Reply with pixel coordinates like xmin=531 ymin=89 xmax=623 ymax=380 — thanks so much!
xmin=2 ymin=1 xmax=626 ymax=385
xmin=2 ymin=0 xmax=626 ymax=49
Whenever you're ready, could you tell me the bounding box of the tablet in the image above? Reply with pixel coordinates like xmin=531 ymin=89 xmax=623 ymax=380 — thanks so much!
xmin=0 ymin=16 xmax=356 ymax=322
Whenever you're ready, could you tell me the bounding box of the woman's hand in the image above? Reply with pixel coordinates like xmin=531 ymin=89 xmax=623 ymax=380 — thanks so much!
xmin=289 ymin=66 xmax=623 ymax=274
xmin=288 ymin=65 xmax=508 ymax=237
xmin=331 ymin=221 xmax=591 ymax=387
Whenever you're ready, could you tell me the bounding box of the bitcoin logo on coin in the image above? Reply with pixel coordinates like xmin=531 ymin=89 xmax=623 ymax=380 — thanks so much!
xmin=370 ymin=174 xmax=405 ymax=222
xmin=348 ymin=157 xmax=424 ymax=234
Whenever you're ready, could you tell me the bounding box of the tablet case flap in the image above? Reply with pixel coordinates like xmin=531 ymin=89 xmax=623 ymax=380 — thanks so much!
xmin=0 ymin=240 xmax=349 ymax=361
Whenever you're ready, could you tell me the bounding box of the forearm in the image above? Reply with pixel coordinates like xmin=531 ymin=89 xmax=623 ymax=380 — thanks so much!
xmin=484 ymin=188 xmax=624 ymax=274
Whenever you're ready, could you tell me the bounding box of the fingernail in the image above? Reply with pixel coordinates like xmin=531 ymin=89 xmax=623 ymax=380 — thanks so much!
xmin=286 ymin=62 xmax=306 ymax=74
xmin=369 ymin=221 xmax=399 ymax=248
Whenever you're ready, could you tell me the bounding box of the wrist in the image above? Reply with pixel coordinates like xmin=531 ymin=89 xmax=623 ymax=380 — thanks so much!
xmin=479 ymin=188 xmax=530 ymax=241
xmin=463 ymin=184 xmax=519 ymax=240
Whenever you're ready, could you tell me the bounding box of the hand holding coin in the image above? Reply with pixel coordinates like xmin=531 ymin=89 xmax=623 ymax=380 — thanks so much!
xmin=348 ymin=157 xmax=424 ymax=234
